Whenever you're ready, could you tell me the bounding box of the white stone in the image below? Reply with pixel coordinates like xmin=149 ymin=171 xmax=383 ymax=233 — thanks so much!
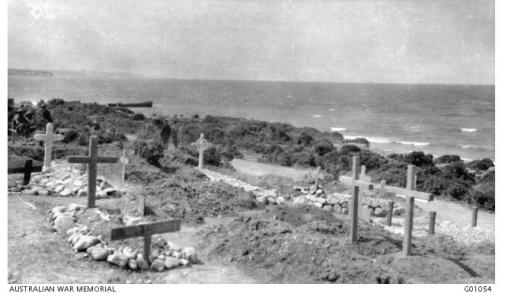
xmin=128 ymin=258 xmax=138 ymax=270
xmin=150 ymin=259 xmax=165 ymax=272
xmin=38 ymin=189 xmax=50 ymax=196
xmin=54 ymin=185 xmax=64 ymax=193
xmin=182 ymin=247 xmax=198 ymax=263
xmin=164 ymin=257 xmax=179 ymax=269
xmin=107 ymin=251 xmax=128 ymax=267
xmin=294 ymin=195 xmax=308 ymax=205
xmin=275 ymin=196 xmax=285 ymax=205
xmin=73 ymin=235 xmax=99 ymax=251
xmin=178 ymin=258 xmax=190 ymax=267
xmin=122 ymin=247 xmax=137 ymax=259
xmin=87 ymin=244 xmax=109 ymax=261
xmin=54 ymin=215 xmax=75 ymax=235
xmin=136 ymin=256 xmax=149 ymax=270
xmin=67 ymin=232 xmax=81 ymax=244
xmin=60 ymin=189 xmax=72 ymax=197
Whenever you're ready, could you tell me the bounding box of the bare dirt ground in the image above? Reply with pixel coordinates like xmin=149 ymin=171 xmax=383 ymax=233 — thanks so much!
xmin=8 ymin=194 xmax=256 ymax=284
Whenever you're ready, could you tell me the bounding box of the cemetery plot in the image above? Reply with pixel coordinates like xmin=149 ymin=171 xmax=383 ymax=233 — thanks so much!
xmin=68 ymin=136 xmax=119 ymax=208
xmin=48 ymin=203 xmax=198 ymax=272
xmin=8 ymin=160 xmax=124 ymax=199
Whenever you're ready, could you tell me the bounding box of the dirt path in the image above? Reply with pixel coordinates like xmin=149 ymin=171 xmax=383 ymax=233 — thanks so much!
xmin=231 ymin=158 xmax=316 ymax=181
xmin=8 ymin=194 xmax=256 ymax=284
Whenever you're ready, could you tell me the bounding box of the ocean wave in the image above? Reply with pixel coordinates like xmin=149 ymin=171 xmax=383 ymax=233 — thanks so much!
xmin=312 ymin=114 xmax=322 ymax=118
xmin=328 ymin=108 xmax=335 ymax=111
xmin=461 ymin=128 xmax=478 ymax=133
xmin=331 ymin=127 xmax=346 ymax=132
xmin=397 ymin=140 xmax=430 ymax=147
xmin=368 ymin=137 xmax=392 ymax=144
xmin=460 ymin=144 xmax=494 ymax=151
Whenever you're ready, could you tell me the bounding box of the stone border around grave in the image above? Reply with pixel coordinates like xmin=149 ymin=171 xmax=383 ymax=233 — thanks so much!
xmin=9 ymin=161 xmax=125 ymax=199
xmin=49 ymin=204 xmax=199 ymax=272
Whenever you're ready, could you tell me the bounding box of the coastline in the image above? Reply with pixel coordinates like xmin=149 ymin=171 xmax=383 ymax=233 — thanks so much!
xmin=135 ymin=106 xmax=494 ymax=162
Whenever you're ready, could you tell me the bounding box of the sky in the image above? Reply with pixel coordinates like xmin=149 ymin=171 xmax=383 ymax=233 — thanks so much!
xmin=8 ymin=0 xmax=495 ymax=84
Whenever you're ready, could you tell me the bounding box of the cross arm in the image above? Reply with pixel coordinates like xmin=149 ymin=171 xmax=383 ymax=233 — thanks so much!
xmin=96 ymin=157 xmax=119 ymax=164
xmin=383 ymin=185 xmax=435 ymax=201
xmin=110 ymin=220 xmax=181 ymax=240
xmin=34 ymin=134 xmax=47 ymax=141
xmin=8 ymin=165 xmax=43 ymax=174
xmin=340 ymin=176 xmax=374 ymax=190
xmin=68 ymin=156 xmax=91 ymax=164
xmin=53 ymin=135 xmax=64 ymax=141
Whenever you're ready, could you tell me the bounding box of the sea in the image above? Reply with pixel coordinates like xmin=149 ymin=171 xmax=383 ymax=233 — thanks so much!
xmin=8 ymin=76 xmax=495 ymax=161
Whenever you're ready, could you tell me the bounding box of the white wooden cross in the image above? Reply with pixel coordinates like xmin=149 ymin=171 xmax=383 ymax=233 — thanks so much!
xmin=67 ymin=136 xmax=119 ymax=208
xmin=191 ymin=133 xmax=212 ymax=170
xmin=120 ymin=149 xmax=129 ymax=183
xmin=34 ymin=123 xmax=64 ymax=170
xmin=359 ymin=165 xmax=372 ymax=183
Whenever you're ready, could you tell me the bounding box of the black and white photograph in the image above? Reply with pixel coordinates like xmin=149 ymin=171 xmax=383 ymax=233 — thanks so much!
xmin=2 ymin=0 xmax=501 ymax=294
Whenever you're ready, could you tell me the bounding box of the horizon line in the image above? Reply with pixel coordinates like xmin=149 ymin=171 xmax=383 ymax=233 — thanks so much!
xmin=8 ymin=67 xmax=495 ymax=87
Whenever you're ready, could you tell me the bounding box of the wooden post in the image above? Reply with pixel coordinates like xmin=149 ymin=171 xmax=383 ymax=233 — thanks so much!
xmin=350 ymin=186 xmax=359 ymax=243
xmin=67 ymin=136 xmax=119 ymax=208
xmin=472 ymin=207 xmax=478 ymax=227
xmin=386 ymin=200 xmax=394 ymax=226
xmin=23 ymin=159 xmax=33 ymax=185
xmin=143 ymin=228 xmax=151 ymax=263
xmin=88 ymin=137 xmax=97 ymax=208
xmin=315 ymin=166 xmax=321 ymax=188
xmin=350 ymin=156 xmax=360 ymax=243
xmin=428 ymin=211 xmax=436 ymax=235
xmin=8 ymin=160 xmax=42 ymax=185
xmin=403 ymin=164 xmax=415 ymax=256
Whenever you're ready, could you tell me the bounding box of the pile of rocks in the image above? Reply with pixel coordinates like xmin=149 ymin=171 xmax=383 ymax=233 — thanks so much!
xmin=292 ymin=185 xmax=349 ymax=213
xmin=9 ymin=161 xmax=124 ymax=199
xmin=381 ymin=213 xmax=494 ymax=246
xmin=50 ymin=204 xmax=199 ymax=272
xmin=292 ymin=185 xmax=405 ymax=217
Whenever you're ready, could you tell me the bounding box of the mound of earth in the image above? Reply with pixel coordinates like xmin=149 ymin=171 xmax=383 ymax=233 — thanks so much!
xmin=198 ymin=204 xmax=492 ymax=283
xmin=138 ymin=171 xmax=263 ymax=224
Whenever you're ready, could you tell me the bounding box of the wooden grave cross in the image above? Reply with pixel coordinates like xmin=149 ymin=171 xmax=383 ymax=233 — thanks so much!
xmin=67 ymin=136 xmax=119 ymax=208
xmin=111 ymin=219 xmax=181 ymax=263
xmin=388 ymin=165 xmax=434 ymax=256
xmin=191 ymin=133 xmax=212 ymax=170
xmin=120 ymin=149 xmax=129 ymax=183
xmin=348 ymin=156 xmax=376 ymax=243
xmin=314 ymin=166 xmax=325 ymax=188
xmin=34 ymin=123 xmax=64 ymax=169
xmin=8 ymin=159 xmax=43 ymax=185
